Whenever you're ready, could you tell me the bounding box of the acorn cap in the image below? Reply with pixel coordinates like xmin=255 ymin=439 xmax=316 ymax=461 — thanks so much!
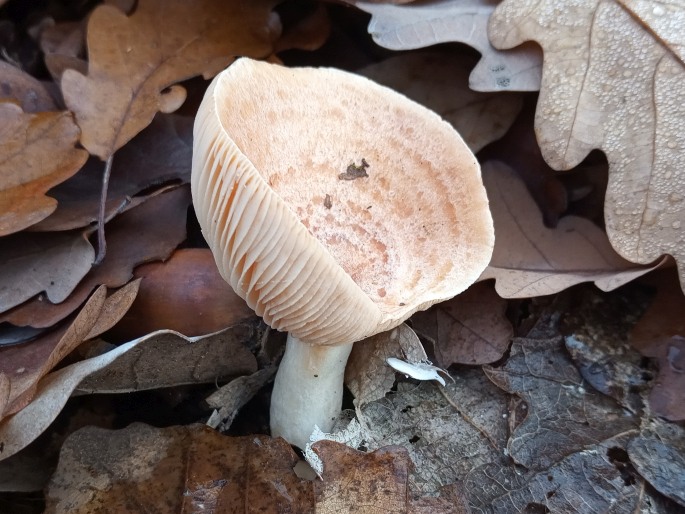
xmin=192 ymin=58 xmax=494 ymax=346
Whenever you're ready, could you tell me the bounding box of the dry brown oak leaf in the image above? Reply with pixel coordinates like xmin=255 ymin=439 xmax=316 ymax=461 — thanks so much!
xmin=479 ymin=161 xmax=659 ymax=297
xmin=489 ymin=0 xmax=685 ymax=291
xmin=0 ymin=104 xmax=87 ymax=236
xmin=411 ymin=281 xmax=513 ymax=366
xmin=44 ymin=424 xmax=315 ymax=513
xmin=108 ymin=248 xmax=255 ymax=340
xmin=62 ymin=0 xmax=280 ymax=160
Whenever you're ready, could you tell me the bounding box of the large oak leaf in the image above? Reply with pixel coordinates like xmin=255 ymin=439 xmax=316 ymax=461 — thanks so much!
xmin=62 ymin=0 xmax=279 ymax=160
xmin=489 ymin=0 xmax=685 ymax=291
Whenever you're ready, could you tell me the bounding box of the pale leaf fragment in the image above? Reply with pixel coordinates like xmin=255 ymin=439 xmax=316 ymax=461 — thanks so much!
xmin=479 ymin=161 xmax=660 ymax=298
xmin=489 ymin=0 xmax=685 ymax=291
xmin=355 ymin=0 xmax=542 ymax=91
xmin=62 ymin=0 xmax=280 ymax=160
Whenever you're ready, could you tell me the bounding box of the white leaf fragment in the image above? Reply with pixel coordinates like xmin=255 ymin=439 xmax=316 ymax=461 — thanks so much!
xmin=386 ymin=357 xmax=448 ymax=386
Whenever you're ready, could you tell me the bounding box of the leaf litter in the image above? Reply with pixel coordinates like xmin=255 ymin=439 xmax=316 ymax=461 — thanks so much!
xmin=0 ymin=1 xmax=684 ymax=512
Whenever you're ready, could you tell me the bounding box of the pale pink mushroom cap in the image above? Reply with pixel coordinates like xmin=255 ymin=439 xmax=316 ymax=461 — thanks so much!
xmin=192 ymin=58 xmax=494 ymax=346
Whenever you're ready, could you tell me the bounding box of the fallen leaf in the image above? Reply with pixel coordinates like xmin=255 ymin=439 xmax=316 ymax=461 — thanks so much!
xmin=479 ymin=95 xmax=569 ymax=226
xmin=346 ymin=323 xmax=428 ymax=408
xmin=0 ymin=320 xmax=260 ymax=461
xmin=489 ymin=0 xmax=685 ymax=291
xmin=561 ymin=286 xmax=652 ymax=415
xmin=628 ymin=424 xmax=685 ymax=508
xmin=0 ymin=374 xmax=8 ymax=422
xmin=206 ymin=367 xmax=276 ymax=432
xmin=354 ymin=299 xmax=679 ymax=512
xmin=479 ymin=161 xmax=660 ymax=298
xmin=631 ymin=270 xmax=685 ymax=347
xmin=40 ymin=19 xmax=88 ymax=82
xmin=355 ymin=0 xmax=543 ymax=92
xmin=357 ymin=371 xmax=510 ymax=497
xmin=0 ymin=231 xmax=94 ymax=313
xmin=273 ymin=3 xmax=331 ymax=54
xmin=76 ymin=323 xmax=260 ymax=394
xmin=630 ymin=270 xmax=685 ymax=420
xmin=109 ymin=248 xmax=255 ymax=340
xmin=0 ymin=61 xmax=58 ymax=111
xmin=485 ymin=336 xmax=638 ymax=469
xmin=31 ymin=113 xmax=193 ymax=232
xmin=39 ymin=21 xmax=83 ymax=62
xmin=359 ymin=51 xmax=522 ymax=152
xmin=312 ymin=441 xmax=411 ymax=513
xmin=0 ymin=186 xmax=190 ymax=328
xmin=62 ymin=0 xmax=281 ymax=160
xmin=44 ymin=423 xmax=314 ymax=513
xmin=0 ymin=103 xmax=88 ymax=235
xmin=86 ymin=279 xmax=141 ymax=340
xmin=411 ymin=281 xmax=513 ymax=366
xmin=0 ymin=281 xmax=138 ymax=421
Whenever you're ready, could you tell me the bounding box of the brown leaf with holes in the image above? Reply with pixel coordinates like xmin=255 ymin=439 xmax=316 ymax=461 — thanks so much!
xmin=0 ymin=281 xmax=138 ymax=422
xmin=411 ymin=282 xmax=512 ymax=366
xmin=109 ymin=248 xmax=255 ymax=340
xmin=489 ymin=0 xmax=685 ymax=292
xmin=479 ymin=161 xmax=661 ymax=297
xmin=44 ymin=423 xmax=314 ymax=513
xmin=62 ymin=0 xmax=280 ymax=160
xmin=0 ymin=103 xmax=87 ymax=236
xmin=0 ymin=186 xmax=189 ymax=328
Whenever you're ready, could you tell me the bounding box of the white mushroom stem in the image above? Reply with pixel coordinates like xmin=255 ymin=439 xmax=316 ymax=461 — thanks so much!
xmin=270 ymin=334 xmax=354 ymax=449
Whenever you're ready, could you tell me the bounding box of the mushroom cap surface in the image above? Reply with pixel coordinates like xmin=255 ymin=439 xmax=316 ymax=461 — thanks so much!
xmin=192 ymin=58 xmax=494 ymax=346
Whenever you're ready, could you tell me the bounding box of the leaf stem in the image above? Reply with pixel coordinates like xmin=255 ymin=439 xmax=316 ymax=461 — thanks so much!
xmin=94 ymin=154 xmax=114 ymax=265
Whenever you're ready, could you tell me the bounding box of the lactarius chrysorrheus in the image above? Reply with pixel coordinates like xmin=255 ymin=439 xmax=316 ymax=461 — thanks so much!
xmin=192 ymin=58 xmax=494 ymax=449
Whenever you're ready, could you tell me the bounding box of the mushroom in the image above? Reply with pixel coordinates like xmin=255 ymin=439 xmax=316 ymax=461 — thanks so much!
xmin=192 ymin=58 xmax=494 ymax=449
